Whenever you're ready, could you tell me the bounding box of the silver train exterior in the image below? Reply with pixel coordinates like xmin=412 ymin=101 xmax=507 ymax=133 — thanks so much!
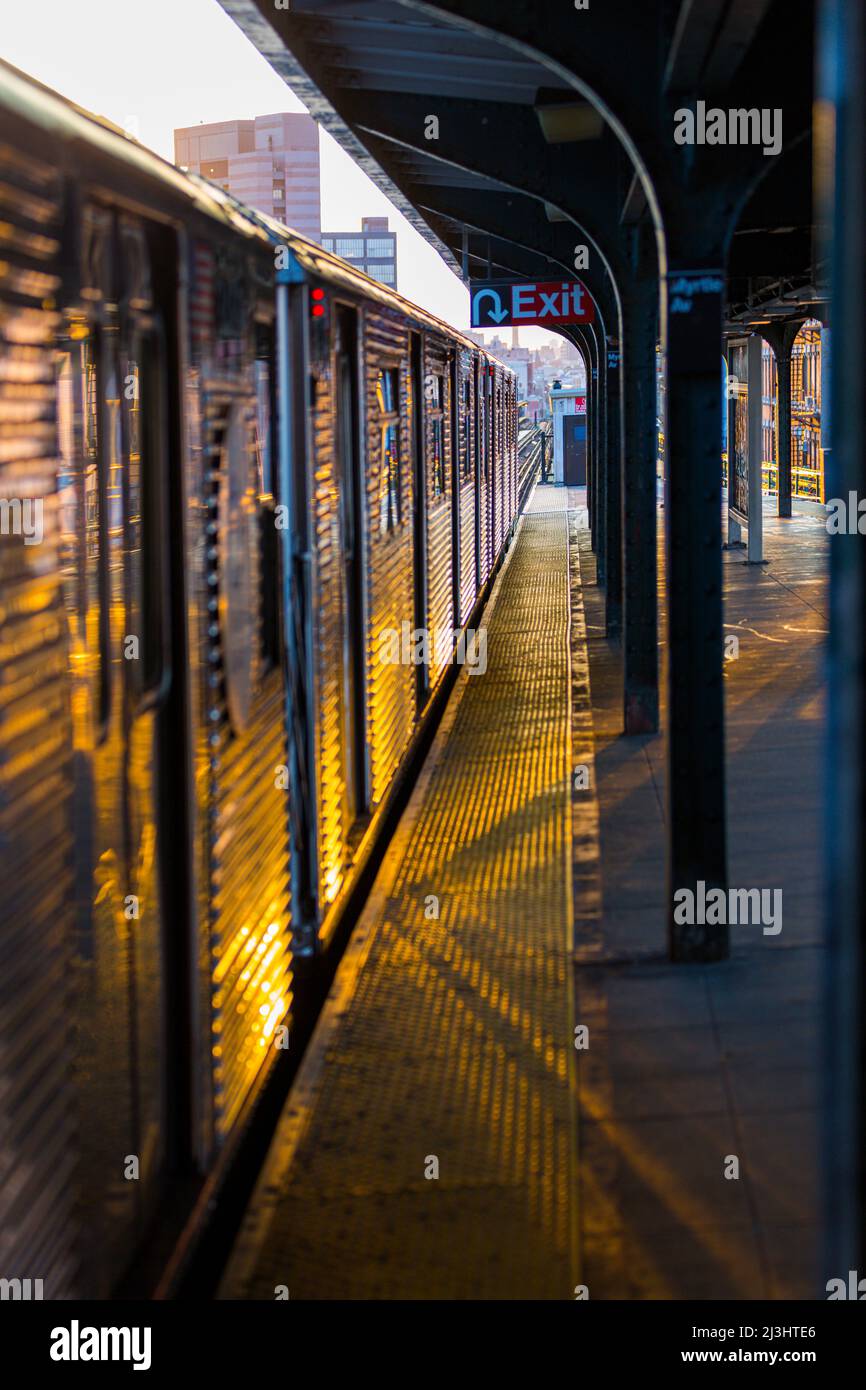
xmin=0 ymin=59 xmax=518 ymax=1297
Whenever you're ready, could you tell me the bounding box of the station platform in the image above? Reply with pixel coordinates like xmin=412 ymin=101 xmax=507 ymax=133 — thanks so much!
xmin=220 ymin=485 xmax=828 ymax=1301
xmin=577 ymin=495 xmax=827 ymax=1300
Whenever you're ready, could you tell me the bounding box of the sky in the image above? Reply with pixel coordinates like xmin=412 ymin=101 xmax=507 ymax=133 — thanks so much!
xmin=0 ymin=0 xmax=562 ymax=348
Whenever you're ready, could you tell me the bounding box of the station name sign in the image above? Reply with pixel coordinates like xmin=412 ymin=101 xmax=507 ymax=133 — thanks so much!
xmin=470 ymin=278 xmax=594 ymax=329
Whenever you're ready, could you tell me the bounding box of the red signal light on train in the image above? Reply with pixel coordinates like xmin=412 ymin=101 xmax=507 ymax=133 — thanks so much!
xmin=312 ymin=288 xmax=325 ymax=300
xmin=312 ymin=304 xmax=325 ymax=317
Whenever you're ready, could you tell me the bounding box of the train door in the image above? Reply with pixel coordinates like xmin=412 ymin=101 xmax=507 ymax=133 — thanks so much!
xmin=564 ymin=415 xmax=587 ymax=484
xmin=116 ymin=218 xmax=180 ymax=1202
xmin=449 ymin=351 xmax=461 ymax=631
xmin=474 ymin=357 xmax=484 ymax=592
xmin=489 ymin=368 xmax=497 ymax=570
xmin=55 ymin=207 xmax=178 ymax=1289
xmin=410 ymin=331 xmax=427 ymax=709
xmin=335 ymin=305 xmax=367 ymax=819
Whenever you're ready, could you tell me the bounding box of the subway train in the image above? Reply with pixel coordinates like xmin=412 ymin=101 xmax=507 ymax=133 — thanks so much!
xmin=0 ymin=60 xmax=519 ymax=1296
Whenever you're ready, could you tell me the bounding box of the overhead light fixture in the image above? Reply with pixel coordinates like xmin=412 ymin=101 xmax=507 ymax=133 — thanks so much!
xmin=534 ymin=102 xmax=605 ymax=143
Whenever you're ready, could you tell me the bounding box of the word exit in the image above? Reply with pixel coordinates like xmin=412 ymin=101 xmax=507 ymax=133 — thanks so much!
xmin=470 ymin=278 xmax=594 ymax=328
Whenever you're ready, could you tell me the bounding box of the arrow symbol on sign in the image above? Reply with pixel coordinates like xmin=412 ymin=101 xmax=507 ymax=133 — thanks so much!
xmin=473 ymin=288 xmax=508 ymax=323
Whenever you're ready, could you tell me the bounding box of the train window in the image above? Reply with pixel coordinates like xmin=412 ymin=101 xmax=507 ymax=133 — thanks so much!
xmin=430 ymin=374 xmax=445 ymax=498
xmin=122 ymin=339 xmax=165 ymax=697
xmin=85 ymin=344 xmax=101 ymax=560
xmin=461 ymin=376 xmax=472 ymax=480
xmin=376 ymin=366 xmax=401 ymax=532
xmin=56 ymin=347 xmax=84 ymax=606
xmin=255 ymin=323 xmax=280 ymax=671
xmin=56 ymin=327 xmax=109 ymax=727
xmin=218 ymin=402 xmax=259 ymax=732
xmin=123 ymin=357 xmax=144 ymax=690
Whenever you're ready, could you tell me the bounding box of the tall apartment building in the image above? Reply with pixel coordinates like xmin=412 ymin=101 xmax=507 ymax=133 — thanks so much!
xmin=321 ymin=217 xmax=397 ymax=289
xmin=174 ymin=113 xmax=321 ymax=242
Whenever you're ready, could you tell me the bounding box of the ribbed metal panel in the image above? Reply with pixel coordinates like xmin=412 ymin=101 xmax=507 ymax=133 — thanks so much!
xmin=495 ymin=369 xmax=507 ymax=556
xmin=506 ymin=377 xmax=512 ymax=542
xmin=309 ymin=320 xmax=349 ymax=908
xmin=424 ymin=335 xmax=453 ymax=687
xmin=506 ymin=380 xmax=512 ymax=529
xmin=457 ymin=348 xmax=476 ymax=626
xmin=511 ymin=380 xmax=517 ymax=525
xmin=181 ymin=357 xmax=217 ymax=1167
xmin=483 ymin=364 xmax=495 ymax=588
xmin=0 ymin=140 xmax=83 ymax=1296
xmin=490 ymin=369 xmax=499 ymax=569
xmin=364 ymin=306 xmax=415 ymax=804
xmin=202 ymin=381 xmax=293 ymax=1141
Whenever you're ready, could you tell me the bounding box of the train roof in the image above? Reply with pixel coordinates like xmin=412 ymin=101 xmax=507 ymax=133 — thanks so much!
xmin=0 ymin=58 xmax=512 ymax=374
xmin=0 ymin=58 xmax=271 ymax=245
xmin=184 ymin=175 xmax=489 ymax=352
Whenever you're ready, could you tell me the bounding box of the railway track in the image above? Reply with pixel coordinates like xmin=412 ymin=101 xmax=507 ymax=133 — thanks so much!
xmin=518 ymin=419 xmax=549 ymax=508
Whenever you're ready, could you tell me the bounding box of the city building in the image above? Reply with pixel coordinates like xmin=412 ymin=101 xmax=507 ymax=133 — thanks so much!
xmin=464 ymin=330 xmax=584 ymax=407
xmin=321 ymin=217 xmax=397 ymax=288
xmin=174 ymin=113 xmax=321 ymax=241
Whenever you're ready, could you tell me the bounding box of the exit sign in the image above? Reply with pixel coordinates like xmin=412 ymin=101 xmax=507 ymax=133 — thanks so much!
xmin=470 ymin=278 xmax=594 ymax=328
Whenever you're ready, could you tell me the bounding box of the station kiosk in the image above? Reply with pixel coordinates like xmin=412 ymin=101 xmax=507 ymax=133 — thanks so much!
xmin=548 ymin=381 xmax=587 ymax=485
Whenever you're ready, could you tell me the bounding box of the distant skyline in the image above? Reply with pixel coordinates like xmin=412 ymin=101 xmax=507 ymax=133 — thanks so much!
xmin=0 ymin=0 xmax=564 ymax=350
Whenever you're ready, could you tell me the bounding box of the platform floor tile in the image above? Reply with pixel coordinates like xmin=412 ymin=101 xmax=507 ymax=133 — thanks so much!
xmin=220 ymin=512 xmax=581 ymax=1300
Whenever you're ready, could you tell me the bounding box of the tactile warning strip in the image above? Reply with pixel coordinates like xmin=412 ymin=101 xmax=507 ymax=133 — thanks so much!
xmin=221 ymin=513 xmax=578 ymax=1299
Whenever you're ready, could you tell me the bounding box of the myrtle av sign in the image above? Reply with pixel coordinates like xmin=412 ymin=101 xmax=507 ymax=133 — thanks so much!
xmin=470 ymin=279 xmax=594 ymax=328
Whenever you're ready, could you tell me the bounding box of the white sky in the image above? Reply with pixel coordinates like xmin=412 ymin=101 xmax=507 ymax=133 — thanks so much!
xmin=0 ymin=0 xmax=562 ymax=348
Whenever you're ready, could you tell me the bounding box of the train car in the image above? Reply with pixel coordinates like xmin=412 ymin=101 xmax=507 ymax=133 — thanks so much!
xmin=259 ymin=234 xmax=516 ymax=947
xmin=0 ymin=58 xmax=296 ymax=1296
xmin=0 ymin=57 xmax=518 ymax=1297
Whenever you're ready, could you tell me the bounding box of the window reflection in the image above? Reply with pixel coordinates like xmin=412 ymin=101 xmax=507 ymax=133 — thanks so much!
xmin=377 ymin=366 xmax=401 ymax=532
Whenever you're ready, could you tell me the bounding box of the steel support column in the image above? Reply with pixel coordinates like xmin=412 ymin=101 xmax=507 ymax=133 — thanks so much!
xmin=568 ymin=324 xmax=593 ymax=537
xmin=587 ymin=326 xmax=597 ymax=550
xmin=575 ymin=323 xmax=598 ymax=549
xmin=620 ymin=264 xmax=659 ymax=733
xmin=819 ymin=0 xmax=865 ymax=1290
xmin=595 ymin=328 xmax=608 ymax=585
xmin=764 ymin=319 xmax=806 ymax=519
xmin=604 ymin=337 xmax=623 ymax=636
xmin=665 ymin=266 xmax=728 ymax=962
xmin=577 ymin=322 xmax=606 ymax=581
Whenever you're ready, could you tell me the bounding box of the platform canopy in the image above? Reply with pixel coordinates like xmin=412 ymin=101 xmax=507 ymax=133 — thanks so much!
xmin=219 ymin=0 xmax=822 ymax=333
